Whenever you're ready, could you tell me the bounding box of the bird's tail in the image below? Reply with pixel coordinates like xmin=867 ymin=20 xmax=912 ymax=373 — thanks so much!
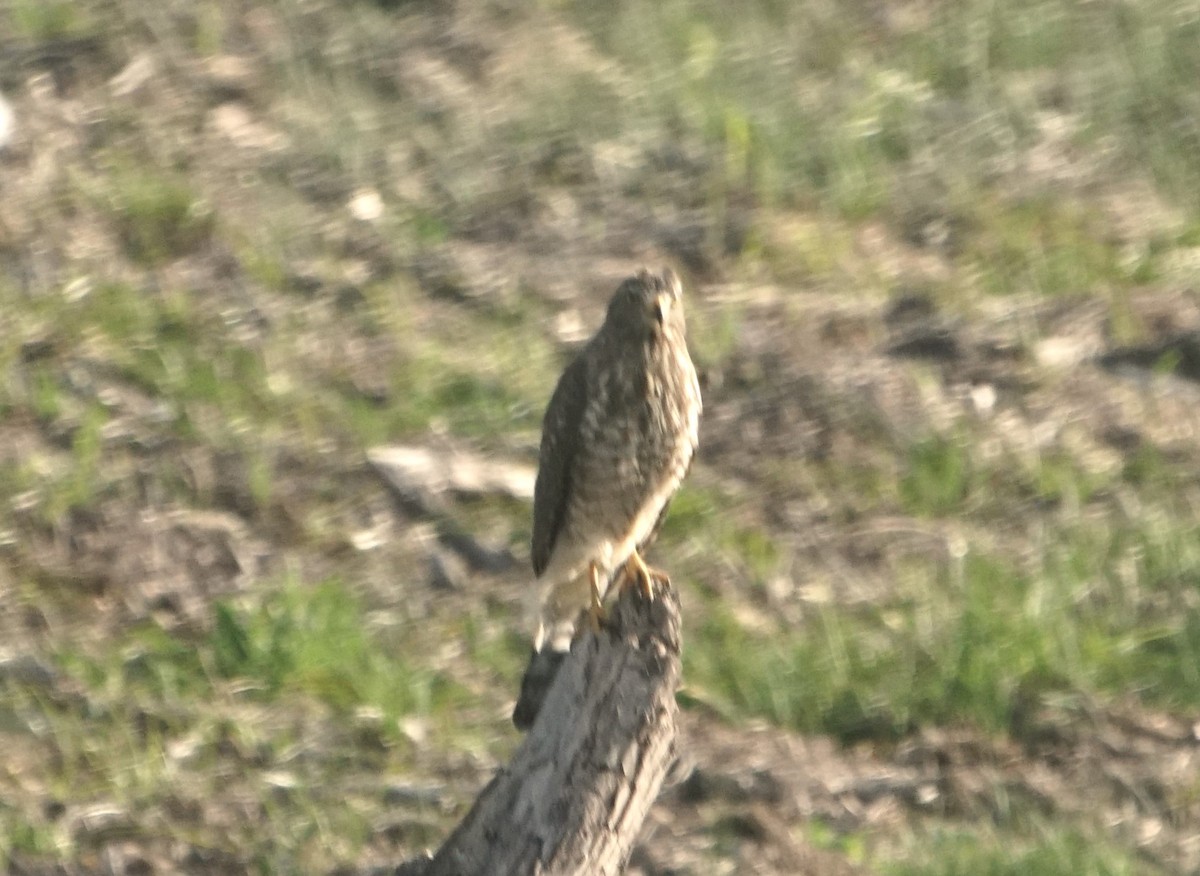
xmin=533 ymin=613 xmax=577 ymax=654
xmin=512 ymin=646 xmax=566 ymax=730
xmin=514 ymin=587 xmax=581 ymax=730
xmin=515 ymin=575 xmax=592 ymax=728
xmin=529 ymin=573 xmax=591 ymax=653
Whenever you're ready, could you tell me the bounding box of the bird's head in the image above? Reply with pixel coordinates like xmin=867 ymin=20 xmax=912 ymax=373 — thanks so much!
xmin=605 ymin=268 xmax=686 ymax=340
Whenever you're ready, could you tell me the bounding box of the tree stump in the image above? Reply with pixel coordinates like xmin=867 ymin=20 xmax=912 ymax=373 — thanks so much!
xmin=398 ymin=579 xmax=682 ymax=876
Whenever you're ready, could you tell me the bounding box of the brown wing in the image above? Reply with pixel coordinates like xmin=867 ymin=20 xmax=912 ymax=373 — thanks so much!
xmin=531 ymin=354 xmax=589 ymax=577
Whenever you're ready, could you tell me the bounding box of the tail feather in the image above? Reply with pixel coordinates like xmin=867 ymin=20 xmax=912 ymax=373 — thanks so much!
xmin=532 ymin=576 xmax=591 ymax=652
xmin=516 ymin=576 xmax=592 ymax=729
xmin=512 ymin=646 xmax=567 ymax=730
xmin=533 ymin=614 xmax=579 ymax=653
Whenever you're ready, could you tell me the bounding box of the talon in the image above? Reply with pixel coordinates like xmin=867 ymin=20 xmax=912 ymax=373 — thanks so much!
xmin=622 ymin=550 xmax=669 ymax=601
xmin=587 ymin=561 xmax=606 ymax=631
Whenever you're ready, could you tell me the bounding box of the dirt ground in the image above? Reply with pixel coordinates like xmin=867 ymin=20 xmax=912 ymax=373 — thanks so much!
xmin=1 ymin=2 xmax=1199 ymax=874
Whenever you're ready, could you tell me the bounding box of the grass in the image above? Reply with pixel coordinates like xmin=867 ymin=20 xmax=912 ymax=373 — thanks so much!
xmin=9 ymin=0 xmax=94 ymax=41
xmin=0 ymin=573 xmax=484 ymax=869
xmin=686 ymin=476 xmax=1200 ymax=744
xmin=558 ymin=0 xmax=1200 ymax=298
xmin=683 ymin=407 xmax=1200 ymax=746
xmin=885 ymin=824 xmax=1142 ymax=876
xmin=46 ymin=575 xmax=463 ymax=729
xmin=685 ymin=558 xmax=1060 ymax=743
xmin=210 ymin=578 xmax=454 ymax=719
xmin=899 ymin=434 xmax=974 ymax=517
xmin=104 ymin=166 xmax=216 ymax=266
xmin=3 ymin=0 xmax=1200 ymax=872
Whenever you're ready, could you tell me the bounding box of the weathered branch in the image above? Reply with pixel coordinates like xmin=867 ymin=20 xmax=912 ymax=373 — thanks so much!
xmin=398 ymin=580 xmax=682 ymax=876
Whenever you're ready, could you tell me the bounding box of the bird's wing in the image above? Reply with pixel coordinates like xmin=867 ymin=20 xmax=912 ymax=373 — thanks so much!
xmin=531 ymin=354 xmax=589 ymax=577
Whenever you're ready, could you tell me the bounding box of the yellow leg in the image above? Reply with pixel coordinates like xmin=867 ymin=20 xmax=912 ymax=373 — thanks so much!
xmin=587 ymin=561 xmax=605 ymax=631
xmin=621 ymin=549 xmax=670 ymax=601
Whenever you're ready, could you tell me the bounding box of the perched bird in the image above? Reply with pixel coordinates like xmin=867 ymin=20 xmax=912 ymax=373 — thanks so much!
xmin=513 ymin=268 xmax=701 ymax=729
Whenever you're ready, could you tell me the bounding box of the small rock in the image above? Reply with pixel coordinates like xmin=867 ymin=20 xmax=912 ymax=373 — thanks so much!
xmin=915 ymin=782 xmax=940 ymax=806
xmin=968 ymin=381 xmax=997 ymax=416
xmin=109 ymin=53 xmax=156 ymax=98
xmin=399 ymin=717 xmax=428 ymax=747
xmin=350 ymin=525 xmax=386 ymax=551
xmin=262 ymin=771 xmax=299 ymax=794
xmin=201 ymin=55 xmax=259 ymax=101
xmin=368 ymin=445 xmax=535 ymax=502
xmin=348 ymin=188 xmax=384 ymax=222
xmin=0 ymin=91 xmax=14 ymax=150
xmin=207 ymin=102 xmax=288 ymax=152
xmin=1035 ymin=336 xmax=1089 ymax=368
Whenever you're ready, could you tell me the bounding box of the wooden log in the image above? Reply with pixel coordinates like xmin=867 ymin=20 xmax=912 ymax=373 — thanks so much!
xmin=398 ymin=579 xmax=682 ymax=876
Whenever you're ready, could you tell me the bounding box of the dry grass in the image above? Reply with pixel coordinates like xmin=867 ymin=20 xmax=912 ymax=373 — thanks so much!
xmin=1 ymin=1 xmax=1199 ymax=873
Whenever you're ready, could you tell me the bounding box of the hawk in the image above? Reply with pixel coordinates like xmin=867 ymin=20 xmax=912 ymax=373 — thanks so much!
xmin=514 ymin=268 xmax=701 ymax=729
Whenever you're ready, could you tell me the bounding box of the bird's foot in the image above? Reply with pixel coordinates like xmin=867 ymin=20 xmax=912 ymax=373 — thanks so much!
xmin=587 ymin=561 xmax=606 ymax=632
xmin=622 ymin=550 xmax=669 ymax=601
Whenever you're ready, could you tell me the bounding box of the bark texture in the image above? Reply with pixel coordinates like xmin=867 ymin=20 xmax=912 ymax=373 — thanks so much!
xmin=399 ymin=580 xmax=682 ymax=876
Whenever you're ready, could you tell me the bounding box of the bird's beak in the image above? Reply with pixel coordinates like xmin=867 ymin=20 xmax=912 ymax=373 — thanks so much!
xmin=653 ymin=292 xmax=672 ymax=324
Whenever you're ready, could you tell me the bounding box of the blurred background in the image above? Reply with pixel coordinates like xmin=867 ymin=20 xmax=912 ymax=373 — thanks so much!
xmin=2 ymin=0 xmax=1199 ymax=873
